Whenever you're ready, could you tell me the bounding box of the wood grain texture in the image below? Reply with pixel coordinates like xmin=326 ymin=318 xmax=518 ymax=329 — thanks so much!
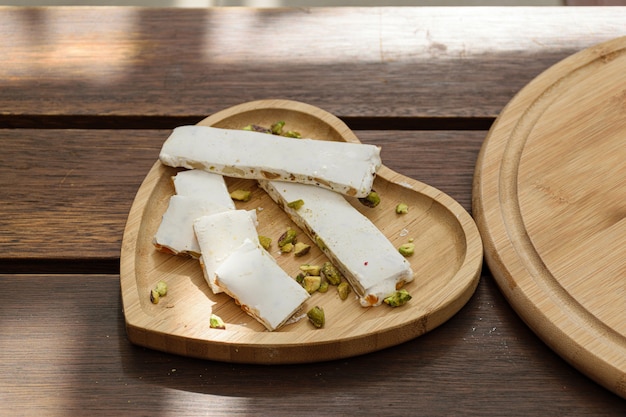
xmin=2 ymin=273 xmax=624 ymax=416
xmin=0 ymin=7 xmax=625 ymax=123
xmin=120 ymin=100 xmax=482 ymax=363
xmin=0 ymin=129 xmax=163 ymax=262
xmin=473 ymin=36 xmax=626 ymax=398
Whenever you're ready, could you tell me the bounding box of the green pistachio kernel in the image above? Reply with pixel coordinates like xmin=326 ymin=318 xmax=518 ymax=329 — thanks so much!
xmin=307 ymin=306 xmax=325 ymax=328
xmin=398 ymin=242 xmax=415 ymax=257
xmin=299 ymin=264 xmax=321 ymax=276
xmin=358 ymin=190 xmax=381 ymax=208
xmin=155 ymin=281 xmax=168 ymax=297
xmin=242 ymin=124 xmax=271 ymax=134
xmin=294 ymin=242 xmax=311 ymax=257
xmin=258 ymin=235 xmax=272 ymax=251
xmin=383 ymin=289 xmax=412 ymax=307
xmin=395 ymin=203 xmax=409 ymax=214
xmin=150 ymin=289 xmax=160 ymax=304
xmin=280 ymin=242 xmax=294 ymax=253
xmin=337 ymin=281 xmax=351 ymax=301
xmin=230 ymin=189 xmax=251 ymax=202
xmin=321 ymin=261 xmax=343 ymax=286
xmin=283 ymin=130 xmax=302 ymax=138
xmin=278 ymin=228 xmax=297 ymax=247
xmin=209 ymin=313 xmax=226 ymax=330
xmin=302 ymin=275 xmax=322 ymax=294
xmin=270 ymin=121 xmax=286 ymax=135
xmin=287 ymin=199 xmax=305 ymax=210
xmin=315 ymin=235 xmax=327 ymax=251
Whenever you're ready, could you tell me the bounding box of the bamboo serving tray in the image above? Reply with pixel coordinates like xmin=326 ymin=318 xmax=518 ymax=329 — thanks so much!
xmin=473 ymin=37 xmax=626 ymax=398
xmin=120 ymin=99 xmax=483 ymax=364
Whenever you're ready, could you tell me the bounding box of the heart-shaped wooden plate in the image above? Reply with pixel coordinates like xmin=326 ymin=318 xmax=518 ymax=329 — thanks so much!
xmin=120 ymin=99 xmax=482 ymax=364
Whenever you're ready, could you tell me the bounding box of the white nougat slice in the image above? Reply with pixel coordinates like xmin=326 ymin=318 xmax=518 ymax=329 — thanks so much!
xmin=154 ymin=169 xmax=235 ymax=257
xmin=214 ymin=239 xmax=310 ymax=331
xmin=259 ymin=180 xmax=414 ymax=307
xmin=193 ymin=210 xmax=259 ymax=294
xmin=172 ymin=169 xmax=236 ymax=209
xmin=153 ymin=195 xmax=232 ymax=257
xmin=159 ymin=125 xmax=382 ymax=198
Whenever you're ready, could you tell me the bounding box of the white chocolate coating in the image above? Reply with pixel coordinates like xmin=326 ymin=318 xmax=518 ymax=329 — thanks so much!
xmin=260 ymin=180 xmax=413 ymax=307
xmin=153 ymin=195 xmax=232 ymax=257
xmin=172 ymin=169 xmax=235 ymax=209
xmin=194 ymin=210 xmax=259 ymax=294
xmin=215 ymin=239 xmax=310 ymax=331
xmin=159 ymin=125 xmax=381 ymax=198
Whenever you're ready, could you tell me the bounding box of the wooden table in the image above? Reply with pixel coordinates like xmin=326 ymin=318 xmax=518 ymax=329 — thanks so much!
xmin=1 ymin=6 xmax=625 ymax=416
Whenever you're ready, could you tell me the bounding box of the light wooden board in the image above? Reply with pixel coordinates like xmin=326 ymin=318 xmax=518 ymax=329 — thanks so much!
xmin=473 ymin=37 xmax=626 ymax=398
xmin=120 ymin=99 xmax=483 ymax=364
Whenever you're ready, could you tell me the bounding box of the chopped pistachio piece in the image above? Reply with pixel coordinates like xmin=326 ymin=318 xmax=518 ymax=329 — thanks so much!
xmin=209 ymin=313 xmax=226 ymax=329
xmin=294 ymin=242 xmax=311 ymax=257
xmin=258 ymin=235 xmax=272 ymax=251
xmin=230 ymin=189 xmax=252 ymax=202
xmin=242 ymin=124 xmax=271 ymax=134
xmin=315 ymin=235 xmax=327 ymax=251
xmin=283 ymin=130 xmax=302 ymax=139
xmin=337 ymin=281 xmax=351 ymax=300
xmin=278 ymin=228 xmax=297 ymax=247
xmin=318 ymin=280 xmax=329 ymax=293
xmin=280 ymin=242 xmax=294 ymax=253
xmin=302 ymin=275 xmax=322 ymax=294
xmin=295 ymin=272 xmax=305 ymax=284
xmin=383 ymin=289 xmax=412 ymax=307
xmin=155 ymin=281 xmax=168 ymax=297
xmin=321 ymin=261 xmax=343 ymax=286
xmin=287 ymin=199 xmax=305 ymax=210
xmin=150 ymin=289 xmax=160 ymax=304
xmin=395 ymin=203 xmax=409 ymax=214
xmin=358 ymin=190 xmax=380 ymax=208
xmin=270 ymin=121 xmax=286 ymax=135
xmin=398 ymin=242 xmax=415 ymax=257
xmin=299 ymin=264 xmax=321 ymax=276
xmin=307 ymin=306 xmax=325 ymax=328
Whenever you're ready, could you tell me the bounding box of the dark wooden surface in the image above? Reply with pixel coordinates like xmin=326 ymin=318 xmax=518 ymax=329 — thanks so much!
xmin=1 ymin=6 xmax=625 ymax=415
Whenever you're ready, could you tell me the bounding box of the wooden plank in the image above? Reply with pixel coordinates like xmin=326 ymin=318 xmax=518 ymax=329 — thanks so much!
xmin=0 ymin=128 xmax=485 ymax=266
xmin=1 ymin=273 xmax=624 ymax=416
xmin=0 ymin=7 xmax=625 ymax=122
xmin=0 ymin=129 xmax=161 ymax=265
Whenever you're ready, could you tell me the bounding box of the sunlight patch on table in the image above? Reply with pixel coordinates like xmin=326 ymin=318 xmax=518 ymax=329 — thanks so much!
xmin=201 ymin=7 xmax=612 ymax=66
xmin=0 ymin=8 xmax=139 ymax=84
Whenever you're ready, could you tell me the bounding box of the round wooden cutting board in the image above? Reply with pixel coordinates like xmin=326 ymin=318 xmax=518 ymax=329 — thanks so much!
xmin=473 ymin=37 xmax=626 ymax=398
